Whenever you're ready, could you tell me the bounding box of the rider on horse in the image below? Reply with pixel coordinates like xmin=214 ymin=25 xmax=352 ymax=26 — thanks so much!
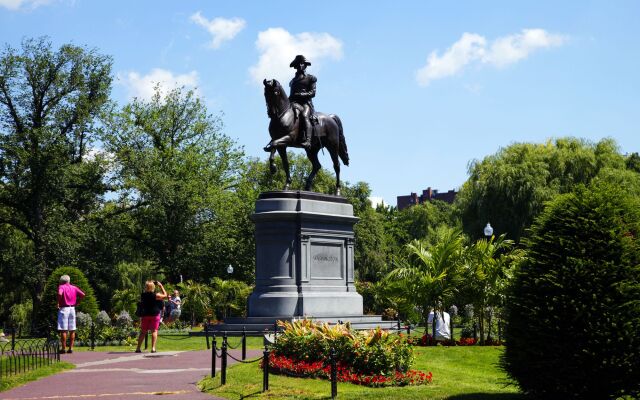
xmin=289 ymin=55 xmax=316 ymax=149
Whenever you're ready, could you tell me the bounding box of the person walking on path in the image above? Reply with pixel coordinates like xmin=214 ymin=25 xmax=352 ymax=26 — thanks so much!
xmin=57 ymin=274 xmax=85 ymax=354
xmin=135 ymin=280 xmax=167 ymax=353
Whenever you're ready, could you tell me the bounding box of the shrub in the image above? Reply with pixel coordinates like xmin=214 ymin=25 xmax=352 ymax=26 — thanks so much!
xmin=272 ymin=319 xmax=414 ymax=377
xmin=75 ymin=312 xmax=92 ymax=344
xmin=35 ymin=266 xmax=99 ymax=334
xmin=96 ymin=311 xmax=111 ymax=328
xmin=502 ymin=182 xmax=640 ymax=399
xmin=115 ymin=311 xmax=133 ymax=328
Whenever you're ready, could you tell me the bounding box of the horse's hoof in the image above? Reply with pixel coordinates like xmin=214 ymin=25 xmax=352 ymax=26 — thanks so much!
xmin=263 ymin=146 xmax=272 ymax=152
xmin=269 ymin=165 xmax=277 ymax=174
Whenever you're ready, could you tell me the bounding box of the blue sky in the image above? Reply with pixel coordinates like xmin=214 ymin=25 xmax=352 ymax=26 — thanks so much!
xmin=2 ymin=1 xmax=639 ymax=206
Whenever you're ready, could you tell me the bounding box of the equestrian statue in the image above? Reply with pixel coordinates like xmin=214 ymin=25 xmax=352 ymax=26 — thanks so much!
xmin=263 ymin=55 xmax=350 ymax=195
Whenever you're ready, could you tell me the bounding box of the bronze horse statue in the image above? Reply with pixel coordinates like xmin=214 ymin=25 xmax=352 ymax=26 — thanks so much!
xmin=262 ymin=79 xmax=349 ymax=195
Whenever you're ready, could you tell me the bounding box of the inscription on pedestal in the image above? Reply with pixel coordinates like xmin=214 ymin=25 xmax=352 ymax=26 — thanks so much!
xmin=310 ymin=242 xmax=342 ymax=279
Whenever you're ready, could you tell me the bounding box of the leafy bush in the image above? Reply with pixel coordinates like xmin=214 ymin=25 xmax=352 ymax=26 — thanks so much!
xmin=115 ymin=311 xmax=132 ymax=329
xmin=75 ymin=311 xmax=92 ymax=343
xmin=96 ymin=311 xmax=111 ymax=328
xmin=272 ymin=319 xmax=414 ymax=376
xmin=35 ymin=266 xmax=99 ymax=334
xmin=502 ymin=182 xmax=640 ymax=399
xmin=9 ymin=300 xmax=32 ymax=336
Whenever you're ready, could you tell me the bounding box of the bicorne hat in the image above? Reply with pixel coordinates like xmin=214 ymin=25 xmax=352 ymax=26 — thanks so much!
xmin=290 ymin=55 xmax=311 ymax=68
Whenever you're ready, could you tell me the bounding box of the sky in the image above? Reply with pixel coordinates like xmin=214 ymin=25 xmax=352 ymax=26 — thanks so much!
xmin=1 ymin=1 xmax=639 ymax=207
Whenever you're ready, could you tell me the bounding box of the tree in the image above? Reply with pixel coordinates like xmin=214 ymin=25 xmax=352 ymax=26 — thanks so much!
xmin=102 ymin=87 xmax=245 ymax=282
xmin=0 ymin=37 xmax=112 ymax=324
xmin=177 ymin=280 xmax=213 ymax=326
xmin=502 ymin=182 xmax=640 ymax=398
xmin=462 ymin=234 xmax=523 ymax=344
xmin=456 ymin=137 xmax=625 ymax=242
xmin=209 ymin=277 xmax=252 ymax=319
xmin=35 ymin=266 xmax=99 ymax=333
xmin=384 ymin=226 xmax=467 ymax=326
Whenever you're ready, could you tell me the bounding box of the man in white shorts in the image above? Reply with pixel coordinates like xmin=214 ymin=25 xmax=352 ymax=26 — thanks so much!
xmin=57 ymin=275 xmax=85 ymax=354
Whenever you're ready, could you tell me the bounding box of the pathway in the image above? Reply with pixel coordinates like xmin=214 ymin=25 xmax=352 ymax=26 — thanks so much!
xmin=1 ymin=348 xmax=262 ymax=400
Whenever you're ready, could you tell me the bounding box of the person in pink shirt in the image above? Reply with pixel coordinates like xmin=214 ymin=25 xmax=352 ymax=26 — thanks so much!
xmin=57 ymin=275 xmax=85 ymax=354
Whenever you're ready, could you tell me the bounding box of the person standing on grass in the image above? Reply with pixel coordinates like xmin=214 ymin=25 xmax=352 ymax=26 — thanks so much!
xmin=168 ymin=290 xmax=181 ymax=323
xmin=57 ymin=274 xmax=85 ymax=354
xmin=135 ymin=280 xmax=167 ymax=353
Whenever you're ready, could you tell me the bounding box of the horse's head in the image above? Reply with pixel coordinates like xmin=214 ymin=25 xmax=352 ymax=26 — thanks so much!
xmin=263 ymin=79 xmax=289 ymax=118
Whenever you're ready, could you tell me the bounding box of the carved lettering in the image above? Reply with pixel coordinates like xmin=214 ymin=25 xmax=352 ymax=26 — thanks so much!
xmin=312 ymin=253 xmax=339 ymax=263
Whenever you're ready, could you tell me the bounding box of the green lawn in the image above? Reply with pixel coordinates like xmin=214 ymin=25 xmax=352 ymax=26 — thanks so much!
xmin=199 ymin=346 xmax=524 ymax=399
xmin=70 ymin=333 xmax=265 ymax=352
xmin=0 ymin=361 xmax=74 ymax=392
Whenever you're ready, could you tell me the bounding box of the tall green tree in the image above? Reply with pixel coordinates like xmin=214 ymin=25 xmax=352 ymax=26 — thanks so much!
xmin=462 ymin=234 xmax=523 ymax=344
xmin=102 ymin=87 xmax=244 ymax=282
xmin=456 ymin=137 xmax=625 ymax=242
xmin=384 ymin=226 xmax=467 ymax=325
xmin=0 ymin=37 xmax=112 ymax=322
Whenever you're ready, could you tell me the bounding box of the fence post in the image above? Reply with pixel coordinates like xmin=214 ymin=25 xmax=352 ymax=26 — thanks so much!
xmin=397 ymin=316 xmax=401 ymax=332
xmin=221 ymin=333 xmax=228 ymax=385
xmin=90 ymin=322 xmax=95 ymax=351
xmin=11 ymin=326 xmax=16 ymax=351
xmin=211 ymin=334 xmax=217 ymax=378
xmin=144 ymin=330 xmax=148 ymax=350
xmin=262 ymin=345 xmax=270 ymax=392
xmin=242 ymin=326 xmax=247 ymax=360
xmin=273 ymin=322 xmax=278 ymax=344
xmin=498 ymin=319 xmax=502 ymax=342
xmin=473 ymin=322 xmax=477 ymax=341
xmin=330 ymin=347 xmax=337 ymax=399
xmin=407 ymin=323 xmax=411 ymax=335
xmin=204 ymin=323 xmax=210 ymax=350
xmin=432 ymin=316 xmax=437 ymax=346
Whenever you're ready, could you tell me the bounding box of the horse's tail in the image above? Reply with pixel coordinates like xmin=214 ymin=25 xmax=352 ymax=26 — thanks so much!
xmin=332 ymin=115 xmax=349 ymax=166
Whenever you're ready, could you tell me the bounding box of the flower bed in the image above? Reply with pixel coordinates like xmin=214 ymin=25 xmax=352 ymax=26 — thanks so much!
xmin=407 ymin=334 xmax=503 ymax=346
xmin=265 ymin=320 xmax=432 ymax=387
xmin=266 ymin=353 xmax=432 ymax=387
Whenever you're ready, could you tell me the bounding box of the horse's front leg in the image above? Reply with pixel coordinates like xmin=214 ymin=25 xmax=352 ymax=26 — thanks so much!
xmin=269 ymin=148 xmax=277 ymax=174
xmin=277 ymin=147 xmax=292 ymax=190
xmin=305 ymin=149 xmax=322 ymax=191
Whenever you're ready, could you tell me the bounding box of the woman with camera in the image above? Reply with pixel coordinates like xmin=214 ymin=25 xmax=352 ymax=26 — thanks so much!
xmin=135 ymin=280 xmax=167 ymax=353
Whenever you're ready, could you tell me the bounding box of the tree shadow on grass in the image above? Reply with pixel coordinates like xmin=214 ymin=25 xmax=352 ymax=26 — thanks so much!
xmin=447 ymin=394 xmax=528 ymax=400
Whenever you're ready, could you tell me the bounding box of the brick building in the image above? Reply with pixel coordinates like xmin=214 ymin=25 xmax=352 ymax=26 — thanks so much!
xmin=396 ymin=187 xmax=457 ymax=210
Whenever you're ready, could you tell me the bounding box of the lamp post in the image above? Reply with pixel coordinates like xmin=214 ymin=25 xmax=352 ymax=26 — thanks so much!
xmin=225 ymin=265 xmax=234 ymax=318
xmin=483 ymin=222 xmax=493 ymax=240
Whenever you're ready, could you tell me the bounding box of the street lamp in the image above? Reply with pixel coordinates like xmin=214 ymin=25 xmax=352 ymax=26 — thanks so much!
xmin=226 ymin=264 xmax=234 ymax=274
xmin=483 ymin=223 xmax=494 ymax=240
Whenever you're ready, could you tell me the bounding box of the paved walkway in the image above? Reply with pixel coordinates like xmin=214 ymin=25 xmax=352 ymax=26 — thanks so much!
xmin=1 ymin=349 xmax=263 ymax=400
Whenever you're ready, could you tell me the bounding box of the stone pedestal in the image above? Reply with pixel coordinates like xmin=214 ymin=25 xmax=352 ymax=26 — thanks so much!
xmin=247 ymin=191 xmax=363 ymax=317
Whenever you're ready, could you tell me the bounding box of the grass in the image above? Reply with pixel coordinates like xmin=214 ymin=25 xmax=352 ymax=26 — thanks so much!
xmin=69 ymin=333 xmax=265 ymax=353
xmin=198 ymin=346 xmax=525 ymax=400
xmin=0 ymin=361 xmax=74 ymax=392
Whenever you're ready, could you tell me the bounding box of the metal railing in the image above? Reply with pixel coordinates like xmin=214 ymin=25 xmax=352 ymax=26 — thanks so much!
xmin=204 ymin=322 xmax=409 ymax=399
xmin=0 ymin=330 xmax=60 ymax=384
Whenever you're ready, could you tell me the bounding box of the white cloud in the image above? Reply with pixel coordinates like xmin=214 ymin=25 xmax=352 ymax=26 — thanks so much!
xmin=483 ymin=29 xmax=567 ymax=67
xmin=249 ymin=27 xmax=343 ymax=86
xmin=416 ymin=29 xmax=567 ymax=86
xmin=190 ymin=12 xmax=246 ymax=49
xmin=119 ymin=68 xmax=199 ymax=101
xmin=0 ymin=0 xmax=52 ymax=10
xmin=416 ymin=33 xmax=486 ymax=87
